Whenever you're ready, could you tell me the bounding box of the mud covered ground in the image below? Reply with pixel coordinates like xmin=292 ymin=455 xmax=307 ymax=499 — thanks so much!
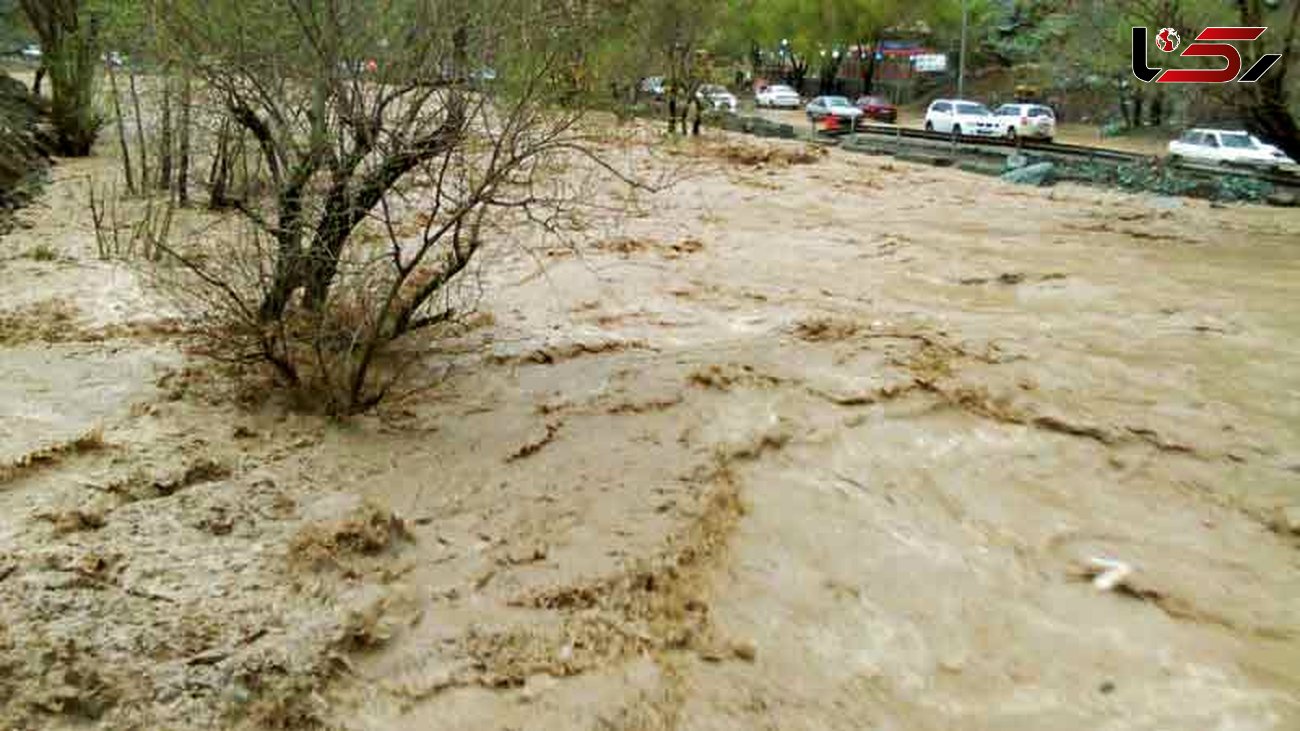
xmin=1 ymin=134 xmax=1298 ymax=731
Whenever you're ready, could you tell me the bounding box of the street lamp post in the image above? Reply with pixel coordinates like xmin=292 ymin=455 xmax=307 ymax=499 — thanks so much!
xmin=958 ymin=0 xmax=968 ymax=99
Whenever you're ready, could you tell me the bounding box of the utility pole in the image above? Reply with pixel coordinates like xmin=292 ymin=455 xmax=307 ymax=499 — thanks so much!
xmin=958 ymin=0 xmax=968 ymax=99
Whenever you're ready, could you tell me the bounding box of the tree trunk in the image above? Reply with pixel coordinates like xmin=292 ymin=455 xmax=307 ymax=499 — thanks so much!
xmin=791 ymin=58 xmax=808 ymax=95
xmin=818 ymin=57 xmax=841 ymax=94
xmin=258 ymin=229 xmax=304 ymax=322
xmin=298 ymin=123 xmax=463 ymax=313
xmin=177 ymin=71 xmax=191 ymax=205
xmin=21 ymin=0 xmax=100 ymax=156
xmin=208 ymin=119 xmax=232 ymax=210
xmin=1117 ymin=75 xmax=1131 ymax=128
xmin=862 ymin=41 xmax=878 ymax=95
xmin=106 ymin=62 xmax=135 ymax=194
xmin=157 ymin=73 xmax=173 ymax=192
xmin=128 ymin=69 xmax=148 ymax=188
xmin=238 ymin=131 xmax=255 ymax=200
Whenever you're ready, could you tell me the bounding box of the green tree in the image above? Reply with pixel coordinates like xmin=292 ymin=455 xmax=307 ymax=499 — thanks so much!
xmin=1233 ymin=0 xmax=1300 ymax=160
xmin=0 ymin=0 xmax=27 ymax=49
xmin=731 ymin=0 xmax=976 ymax=94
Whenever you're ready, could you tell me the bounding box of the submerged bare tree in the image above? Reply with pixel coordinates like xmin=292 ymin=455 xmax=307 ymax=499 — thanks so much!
xmin=148 ymin=0 xmax=644 ymax=412
xmin=19 ymin=0 xmax=101 ymax=155
xmin=641 ymin=0 xmax=723 ymax=135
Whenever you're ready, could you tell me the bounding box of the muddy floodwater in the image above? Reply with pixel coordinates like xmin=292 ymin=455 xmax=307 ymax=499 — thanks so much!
xmin=1 ymin=136 xmax=1298 ymax=730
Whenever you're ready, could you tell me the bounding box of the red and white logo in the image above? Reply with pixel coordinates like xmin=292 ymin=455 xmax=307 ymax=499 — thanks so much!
xmin=1155 ymin=28 xmax=1180 ymax=53
xmin=1133 ymin=26 xmax=1282 ymax=83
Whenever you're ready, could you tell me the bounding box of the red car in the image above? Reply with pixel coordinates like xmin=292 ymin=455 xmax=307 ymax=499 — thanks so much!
xmin=855 ymin=95 xmax=897 ymax=123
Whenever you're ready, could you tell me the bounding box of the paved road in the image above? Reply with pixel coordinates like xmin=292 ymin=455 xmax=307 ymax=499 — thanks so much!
xmin=748 ymin=104 xmax=1171 ymax=156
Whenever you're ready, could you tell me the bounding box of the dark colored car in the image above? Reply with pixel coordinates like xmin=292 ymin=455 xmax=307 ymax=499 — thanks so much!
xmin=854 ymin=95 xmax=897 ymax=123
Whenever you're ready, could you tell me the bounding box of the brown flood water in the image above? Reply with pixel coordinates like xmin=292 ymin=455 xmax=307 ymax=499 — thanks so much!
xmin=0 ymin=135 xmax=1297 ymax=730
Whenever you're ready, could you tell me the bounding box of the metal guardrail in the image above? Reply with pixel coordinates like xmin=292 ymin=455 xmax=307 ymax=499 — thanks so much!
xmin=706 ymin=111 xmax=1298 ymax=199
xmin=843 ymin=122 xmax=1300 ymax=187
xmin=848 ymin=123 xmax=1141 ymax=162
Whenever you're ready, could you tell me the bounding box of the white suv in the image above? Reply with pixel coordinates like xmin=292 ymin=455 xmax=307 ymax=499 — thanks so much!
xmin=993 ymin=103 xmax=1056 ymax=141
xmin=924 ymin=99 xmax=999 ymax=137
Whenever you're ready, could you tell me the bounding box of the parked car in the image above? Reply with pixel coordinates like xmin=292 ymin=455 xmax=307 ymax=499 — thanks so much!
xmin=20 ymin=44 xmax=41 ymax=61
xmin=696 ymin=84 xmax=738 ymax=113
xmin=805 ymin=96 xmax=864 ymax=123
xmin=993 ymin=103 xmax=1055 ymax=141
xmin=923 ymin=99 xmax=999 ymax=137
xmin=1168 ymin=128 xmax=1297 ymax=167
xmin=755 ymin=84 xmax=801 ymax=109
xmin=854 ymin=95 xmax=897 ymax=123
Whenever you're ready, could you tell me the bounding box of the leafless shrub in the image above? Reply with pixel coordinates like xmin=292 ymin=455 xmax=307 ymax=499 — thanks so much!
xmin=100 ymin=0 xmax=668 ymax=414
xmin=89 ymin=183 xmax=174 ymax=261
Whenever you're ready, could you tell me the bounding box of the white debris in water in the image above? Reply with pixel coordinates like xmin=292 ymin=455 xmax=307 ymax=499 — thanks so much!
xmin=1087 ymin=557 xmax=1134 ymax=592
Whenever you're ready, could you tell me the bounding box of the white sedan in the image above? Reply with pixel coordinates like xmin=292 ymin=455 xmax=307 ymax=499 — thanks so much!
xmin=805 ymin=96 xmax=863 ymax=122
xmin=1168 ymin=129 xmax=1296 ymax=167
xmin=755 ymin=84 xmax=801 ymax=109
xmin=696 ymin=84 xmax=738 ymax=113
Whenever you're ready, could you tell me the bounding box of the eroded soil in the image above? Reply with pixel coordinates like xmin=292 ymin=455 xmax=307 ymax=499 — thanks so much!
xmin=2 ymin=136 xmax=1298 ymax=730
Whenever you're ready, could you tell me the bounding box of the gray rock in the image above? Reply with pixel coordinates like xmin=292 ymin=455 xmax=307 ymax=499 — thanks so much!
xmin=1001 ymin=161 xmax=1056 ymax=186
